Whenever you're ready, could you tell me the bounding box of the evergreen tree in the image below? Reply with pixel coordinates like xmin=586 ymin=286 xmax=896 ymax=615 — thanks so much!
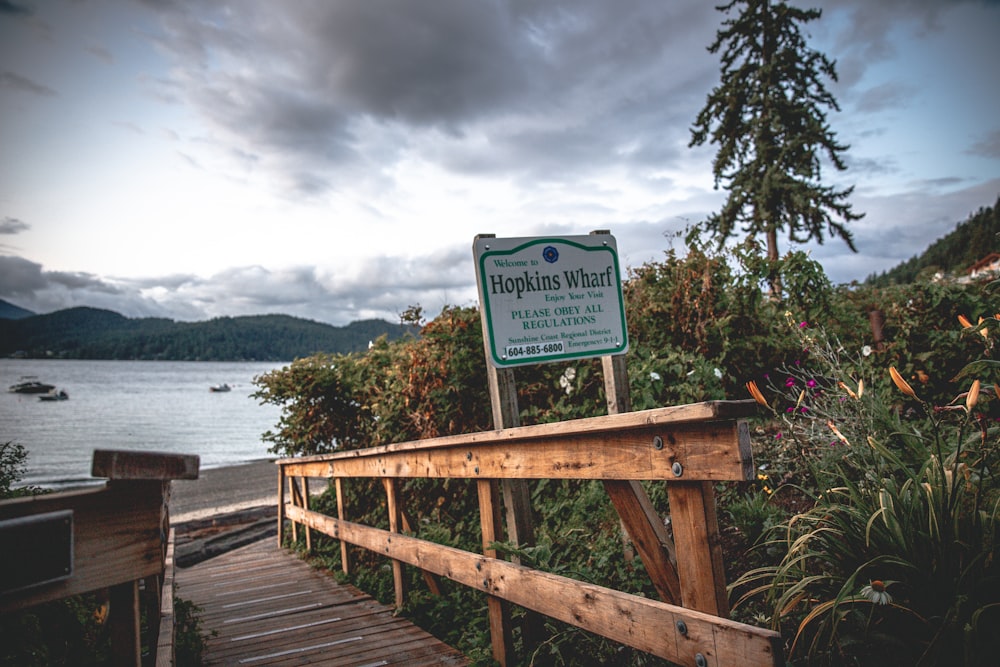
xmin=690 ymin=0 xmax=862 ymax=293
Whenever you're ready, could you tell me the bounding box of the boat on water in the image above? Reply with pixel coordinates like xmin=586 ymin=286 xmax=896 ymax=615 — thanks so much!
xmin=8 ymin=376 xmax=56 ymax=394
xmin=38 ymin=389 xmax=69 ymax=401
xmin=209 ymin=383 xmax=231 ymax=392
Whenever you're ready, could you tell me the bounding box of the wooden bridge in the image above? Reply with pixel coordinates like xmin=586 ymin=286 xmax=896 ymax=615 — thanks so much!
xmin=176 ymin=539 xmax=466 ymax=665
xmin=2 ymin=399 xmax=786 ymax=666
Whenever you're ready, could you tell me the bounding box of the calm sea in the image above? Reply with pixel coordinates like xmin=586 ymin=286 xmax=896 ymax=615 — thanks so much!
xmin=1 ymin=359 xmax=287 ymax=489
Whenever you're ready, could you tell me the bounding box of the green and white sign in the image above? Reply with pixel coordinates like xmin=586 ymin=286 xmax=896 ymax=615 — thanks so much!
xmin=474 ymin=235 xmax=628 ymax=367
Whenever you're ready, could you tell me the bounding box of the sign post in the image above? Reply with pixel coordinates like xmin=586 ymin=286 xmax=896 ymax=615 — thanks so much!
xmin=473 ymin=231 xmax=630 ymax=662
xmin=474 ymin=234 xmax=628 ymax=367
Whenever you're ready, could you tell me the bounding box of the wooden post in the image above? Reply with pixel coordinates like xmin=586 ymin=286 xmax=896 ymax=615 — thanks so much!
xmin=109 ymin=580 xmax=141 ymax=667
xmin=477 ymin=478 xmax=513 ymax=665
xmin=383 ymin=478 xmax=407 ymax=609
xmin=668 ymin=481 xmax=729 ymax=615
xmin=300 ymin=477 xmax=312 ymax=553
xmin=289 ymin=474 xmax=301 ymax=543
xmin=476 ymin=233 xmax=538 ymax=665
xmin=593 ymin=235 xmax=684 ymax=606
xmin=335 ymin=478 xmax=350 ymax=575
xmin=277 ymin=463 xmax=286 ymax=547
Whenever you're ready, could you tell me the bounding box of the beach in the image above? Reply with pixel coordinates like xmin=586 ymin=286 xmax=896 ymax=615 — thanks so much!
xmin=169 ymin=458 xmax=280 ymax=523
xmin=169 ymin=458 xmax=332 ymax=565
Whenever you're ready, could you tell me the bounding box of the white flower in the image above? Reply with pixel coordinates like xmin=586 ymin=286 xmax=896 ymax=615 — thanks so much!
xmin=559 ymin=367 xmax=577 ymax=395
xmin=862 ymin=345 xmax=872 ymax=357
xmin=713 ymin=367 xmax=723 ymax=379
xmin=649 ymin=371 xmax=661 ymax=382
xmin=860 ymin=580 xmax=892 ymax=605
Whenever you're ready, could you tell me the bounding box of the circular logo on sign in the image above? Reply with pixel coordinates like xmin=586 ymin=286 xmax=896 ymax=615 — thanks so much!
xmin=542 ymin=246 xmax=559 ymax=263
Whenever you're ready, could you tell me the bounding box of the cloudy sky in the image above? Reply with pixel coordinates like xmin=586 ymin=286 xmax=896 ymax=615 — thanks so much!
xmin=2 ymin=0 xmax=998 ymax=326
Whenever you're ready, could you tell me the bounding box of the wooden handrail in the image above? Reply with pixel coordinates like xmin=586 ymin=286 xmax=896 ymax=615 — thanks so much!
xmin=278 ymin=401 xmax=784 ymax=667
xmin=0 ymin=450 xmax=199 ymax=667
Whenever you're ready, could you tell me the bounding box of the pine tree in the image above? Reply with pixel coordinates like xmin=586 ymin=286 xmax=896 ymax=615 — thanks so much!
xmin=690 ymin=0 xmax=862 ymax=294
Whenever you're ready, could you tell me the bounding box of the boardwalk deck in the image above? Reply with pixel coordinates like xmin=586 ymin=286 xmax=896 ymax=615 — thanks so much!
xmin=175 ymin=539 xmax=468 ymax=666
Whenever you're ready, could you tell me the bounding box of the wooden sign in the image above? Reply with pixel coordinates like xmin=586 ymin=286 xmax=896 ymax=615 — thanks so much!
xmin=474 ymin=235 xmax=628 ymax=367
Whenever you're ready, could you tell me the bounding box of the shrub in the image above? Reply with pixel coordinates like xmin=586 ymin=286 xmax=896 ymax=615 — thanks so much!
xmin=735 ymin=312 xmax=1000 ymax=665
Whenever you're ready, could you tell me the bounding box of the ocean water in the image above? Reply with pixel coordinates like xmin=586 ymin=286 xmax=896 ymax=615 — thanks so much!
xmin=1 ymin=359 xmax=287 ymax=489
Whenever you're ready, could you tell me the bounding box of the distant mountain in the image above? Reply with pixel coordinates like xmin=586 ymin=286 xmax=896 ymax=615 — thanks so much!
xmin=0 ymin=298 xmax=35 ymax=320
xmin=0 ymin=306 xmax=417 ymax=360
xmin=867 ymin=196 xmax=1000 ymax=285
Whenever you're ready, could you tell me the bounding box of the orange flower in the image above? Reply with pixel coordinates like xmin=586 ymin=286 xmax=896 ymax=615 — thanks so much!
xmin=838 ymin=381 xmax=858 ymax=399
xmin=966 ymin=379 xmax=981 ymax=411
xmin=746 ymin=380 xmax=768 ymax=407
xmin=889 ymin=367 xmax=917 ymax=398
xmin=958 ymin=314 xmax=974 ymax=329
xmin=827 ymin=420 xmax=851 ymax=446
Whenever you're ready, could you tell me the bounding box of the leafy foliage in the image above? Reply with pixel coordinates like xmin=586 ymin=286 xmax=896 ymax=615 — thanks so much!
xmin=736 ymin=310 xmax=1000 ymax=665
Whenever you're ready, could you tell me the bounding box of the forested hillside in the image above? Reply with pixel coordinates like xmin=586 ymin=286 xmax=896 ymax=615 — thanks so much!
xmin=867 ymin=195 xmax=1000 ymax=285
xmin=0 ymin=306 xmax=415 ymax=360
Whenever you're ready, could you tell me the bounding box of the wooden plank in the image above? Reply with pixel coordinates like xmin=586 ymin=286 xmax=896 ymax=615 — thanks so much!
xmin=604 ymin=480 xmax=681 ymax=603
xmin=277 ymin=401 xmax=759 ymax=468
xmin=477 ymin=478 xmax=513 ymax=665
xmin=92 ymin=449 xmax=199 ymax=481
xmin=109 ymin=579 xmax=141 ymax=667
xmin=600 ymin=345 xmax=683 ymax=605
xmin=155 ymin=529 xmax=176 ymax=667
xmin=276 ymin=463 xmax=286 ymax=547
xmin=286 ymin=505 xmax=782 ymax=666
xmin=668 ymin=481 xmax=729 ymax=616
xmin=383 ymin=478 xmax=407 ymax=608
xmin=0 ymin=482 xmax=168 ymax=612
xmin=279 ymin=421 xmax=749 ymax=483
xmin=176 ymin=540 xmax=467 ymax=666
xmin=335 ymin=478 xmax=350 ymax=575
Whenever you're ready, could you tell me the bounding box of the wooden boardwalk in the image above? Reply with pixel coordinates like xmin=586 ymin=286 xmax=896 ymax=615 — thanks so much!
xmin=175 ymin=539 xmax=468 ymax=666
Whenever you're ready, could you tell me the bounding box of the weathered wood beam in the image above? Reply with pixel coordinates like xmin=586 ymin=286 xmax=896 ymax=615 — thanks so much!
xmin=278 ymin=418 xmax=752 ymax=482
xmin=285 ymin=504 xmax=783 ymax=667
xmin=1 ymin=482 xmax=168 ymax=612
xmin=92 ymin=449 xmax=199 ymax=481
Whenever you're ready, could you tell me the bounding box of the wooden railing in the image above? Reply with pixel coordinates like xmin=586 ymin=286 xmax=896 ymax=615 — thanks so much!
xmin=278 ymin=400 xmax=784 ymax=667
xmin=0 ymin=450 xmax=199 ymax=667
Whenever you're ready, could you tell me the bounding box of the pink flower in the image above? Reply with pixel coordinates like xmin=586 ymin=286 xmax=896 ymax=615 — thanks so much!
xmin=775 ymin=432 xmax=783 ymax=440
xmin=785 ymin=377 xmax=796 ymax=387
xmin=806 ymin=379 xmax=817 ymax=388
xmin=799 ymin=321 xmax=808 ymax=328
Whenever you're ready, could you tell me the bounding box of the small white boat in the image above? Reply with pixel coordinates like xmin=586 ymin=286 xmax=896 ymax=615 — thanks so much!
xmin=9 ymin=376 xmax=56 ymax=394
xmin=38 ymin=389 xmax=69 ymax=401
xmin=209 ymin=383 xmax=231 ymax=392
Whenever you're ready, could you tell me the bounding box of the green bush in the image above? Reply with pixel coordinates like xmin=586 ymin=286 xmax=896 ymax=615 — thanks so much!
xmin=255 ymin=251 xmax=999 ymax=665
xmin=734 ymin=312 xmax=1000 ymax=665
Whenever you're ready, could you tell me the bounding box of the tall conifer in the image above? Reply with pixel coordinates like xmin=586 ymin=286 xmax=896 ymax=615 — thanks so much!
xmin=690 ymin=0 xmax=862 ymax=294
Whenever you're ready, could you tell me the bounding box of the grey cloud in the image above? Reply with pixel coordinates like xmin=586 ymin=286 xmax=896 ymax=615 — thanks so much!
xmin=854 ymin=82 xmax=917 ymax=113
xmin=0 ymin=216 xmax=29 ymax=234
xmin=808 ymin=176 xmax=1000 ymax=282
xmin=86 ymin=44 xmax=114 ymax=64
xmin=0 ymin=1 xmax=32 ymax=17
xmin=1 ymin=70 xmax=56 ymax=97
xmin=0 ymin=255 xmax=47 ymax=295
xmin=141 ymin=0 xmax=719 ymax=197
xmin=968 ymin=130 xmax=1000 ymax=158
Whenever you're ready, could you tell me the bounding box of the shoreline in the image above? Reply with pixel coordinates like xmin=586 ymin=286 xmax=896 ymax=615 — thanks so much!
xmin=170 ymin=458 xmax=280 ymax=523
